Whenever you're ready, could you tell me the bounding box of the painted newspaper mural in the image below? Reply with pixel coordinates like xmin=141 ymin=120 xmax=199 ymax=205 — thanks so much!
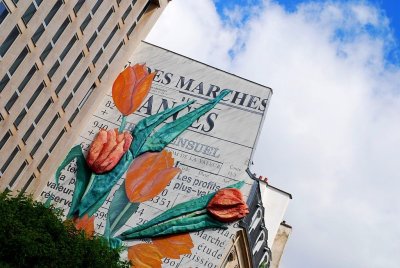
xmin=41 ymin=42 xmax=272 ymax=267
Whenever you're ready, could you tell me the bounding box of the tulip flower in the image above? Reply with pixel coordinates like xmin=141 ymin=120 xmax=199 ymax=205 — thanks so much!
xmin=152 ymin=233 xmax=194 ymax=259
xmin=73 ymin=214 xmax=95 ymax=237
xmin=86 ymin=129 xmax=133 ymax=174
xmin=206 ymin=188 xmax=249 ymax=222
xmin=128 ymin=244 xmax=163 ymax=268
xmin=112 ymin=63 xmax=155 ymax=116
xmin=125 ymin=150 xmax=180 ymax=203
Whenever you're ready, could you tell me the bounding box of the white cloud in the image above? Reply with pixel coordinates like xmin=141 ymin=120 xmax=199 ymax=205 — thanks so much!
xmin=146 ymin=1 xmax=400 ymax=267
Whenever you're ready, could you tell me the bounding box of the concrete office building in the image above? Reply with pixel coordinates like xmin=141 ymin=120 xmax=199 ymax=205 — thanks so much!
xmin=0 ymin=0 xmax=168 ymax=196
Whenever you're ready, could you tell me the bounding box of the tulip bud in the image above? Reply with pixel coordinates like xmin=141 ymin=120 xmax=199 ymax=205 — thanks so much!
xmin=112 ymin=63 xmax=156 ymax=116
xmin=125 ymin=150 xmax=180 ymax=203
xmin=207 ymin=188 xmax=249 ymax=222
xmin=86 ymin=129 xmax=133 ymax=174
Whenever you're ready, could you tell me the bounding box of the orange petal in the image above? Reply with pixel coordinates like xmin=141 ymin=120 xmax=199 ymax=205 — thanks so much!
xmin=86 ymin=129 xmax=107 ymax=166
xmin=93 ymin=129 xmax=118 ymax=166
xmin=130 ymin=71 xmax=155 ymax=114
xmin=153 ymin=233 xmax=194 ymax=259
xmin=112 ymin=67 xmax=137 ymax=115
xmin=73 ymin=214 xmax=95 ymax=237
xmin=128 ymin=244 xmax=163 ymax=268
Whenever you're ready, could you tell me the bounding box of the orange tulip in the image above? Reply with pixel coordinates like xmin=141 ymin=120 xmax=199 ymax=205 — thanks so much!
xmin=86 ymin=129 xmax=133 ymax=174
xmin=207 ymin=188 xmax=249 ymax=222
xmin=128 ymin=244 xmax=163 ymax=268
xmin=112 ymin=64 xmax=155 ymax=116
xmin=152 ymin=233 xmax=194 ymax=259
xmin=73 ymin=214 xmax=95 ymax=237
xmin=125 ymin=150 xmax=180 ymax=203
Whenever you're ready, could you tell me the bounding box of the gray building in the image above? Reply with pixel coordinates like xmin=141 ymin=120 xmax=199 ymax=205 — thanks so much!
xmin=0 ymin=0 xmax=168 ymax=196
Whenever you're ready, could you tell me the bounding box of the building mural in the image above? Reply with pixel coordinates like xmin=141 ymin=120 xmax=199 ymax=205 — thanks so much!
xmin=41 ymin=42 xmax=276 ymax=267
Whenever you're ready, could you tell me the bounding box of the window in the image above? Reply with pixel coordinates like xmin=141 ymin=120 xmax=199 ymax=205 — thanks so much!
xmin=22 ymin=124 xmax=35 ymax=143
xmin=55 ymin=77 xmax=66 ymax=95
xmin=49 ymin=128 xmax=66 ymax=152
xmin=92 ymin=1 xmax=102 ymax=14
xmin=122 ymin=5 xmax=132 ymax=22
xmin=0 ymin=2 xmax=10 ymax=24
xmin=18 ymin=65 xmax=36 ymax=93
xmin=72 ymin=68 xmax=89 ymax=93
xmin=73 ymin=0 xmax=85 ymax=14
xmin=67 ymin=52 xmax=84 ymax=77
xmin=68 ymin=108 xmax=79 ymax=125
xmin=5 ymin=92 xmax=18 ymax=112
xmin=0 ymin=74 xmax=10 ymax=93
xmin=48 ymin=61 xmax=60 ymax=79
xmin=52 ymin=17 xmax=70 ymax=44
xmin=9 ymin=46 xmax=29 ymax=75
xmin=98 ymin=64 xmax=108 ymax=81
xmin=109 ymin=41 xmax=124 ymax=63
xmin=14 ymin=108 xmax=27 ymax=128
xmin=78 ymin=83 xmax=96 ymax=109
xmin=0 ymin=26 xmax=20 ymax=57
xmin=40 ymin=42 xmax=52 ymax=62
xmin=30 ymin=139 xmax=42 ymax=157
xmin=92 ymin=48 xmax=103 ymax=65
xmin=42 ymin=113 xmax=59 ymax=139
xmin=38 ymin=153 xmax=49 ymax=171
xmin=127 ymin=22 xmax=136 ymax=38
xmin=80 ymin=14 xmax=91 ymax=32
xmin=1 ymin=146 xmax=19 ymax=173
xmin=104 ymin=25 xmax=118 ymax=48
xmin=9 ymin=161 xmax=28 ymax=187
xmin=0 ymin=131 xmax=11 ymax=151
xmin=137 ymin=1 xmax=151 ymax=21
xmin=60 ymin=35 xmax=77 ymax=61
xmin=32 ymin=24 xmax=45 ymax=45
xmin=98 ymin=8 xmax=113 ymax=31
xmin=22 ymin=2 xmax=36 ymax=25
xmin=62 ymin=93 xmax=73 ymax=110
xmin=44 ymin=0 xmax=62 ymax=25
xmin=27 ymin=82 xmax=44 ymax=108
xmin=87 ymin=32 xmax=97 ymax=49
xmin=34 ymin=98 xmax=52 ymax=124
xmin=21 ymin=174 xmax=35 ymax=193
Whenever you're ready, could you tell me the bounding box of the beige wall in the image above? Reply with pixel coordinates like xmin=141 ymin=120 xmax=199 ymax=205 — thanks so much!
xmin=0 ymin=0 xmax=168 ymax=197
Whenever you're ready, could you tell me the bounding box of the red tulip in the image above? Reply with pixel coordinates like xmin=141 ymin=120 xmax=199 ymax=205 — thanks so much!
xmin=125 ymin=150 xmax=180 ymax=203
xmin=207 ymin=188 xmax=249 ymax=222
xmin=112 ymin=63 xmax=155 ymax=116
xmin=86 ymin=129 xmax=133 ymax=174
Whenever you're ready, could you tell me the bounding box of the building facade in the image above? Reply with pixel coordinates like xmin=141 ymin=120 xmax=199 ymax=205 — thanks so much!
xmin=0 ymin=0 xmax=168 ymax=196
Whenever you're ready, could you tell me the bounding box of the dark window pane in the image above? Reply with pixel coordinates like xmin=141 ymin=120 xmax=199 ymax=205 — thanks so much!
xmin=0 ymin=74 xmax=10 ymax=93
xmin=104 ymin=25 xmax=118 ymax=48
xmin=35 ymin=0 xmax=43 ymax=6
xmin=132 ymin=0 xmax=137 ymax=6
xmin=27 ymin=82 xmax=44 ymax=108
xmin=5 ymin=92 xmax=18 ymax=112
xmin=87 ymin=32 xmax=97 ymax=49
xmin=0 ymin=131 xmax=11 ymax=151
xmin=0 ymin=2 xmax=10 ymax=25
xmin=60 ymin=35 xmax=77 ymax=61
xmin=72 ymin=68 xmax=89 ymax=93
xmin=98 ymin=64 xmax=108 ymax=80
xmin=14 ymin=108 xmax=27 ymax=128
xmin=122 ymin=5 xmax=132 ymax=22
xmin=37 ymin=153 xmax=49 ymax=171
xmin=80 ymin=14 xmax=91 ymax=32
xmin=42 ymin=114 xmax=59 ymax=138
xmin=0 ymin=26 xmax=20 ymax=57
xmin=1 ymin=146 xmax=19 ymax=173
xmin=18 ymin=65 xmax=36 ymax=93
xmin=67 ymin=52 xmax=84 ymax=77
xmin=127 ymin=22 xmax=136 ymax=38
xmin=73 ymin=0 xmax=85 ymax=14
xmin=34 ymin=98 xmax=52 ymax=124
xmin=78 ymin=83 xmax=95 ymax=108
xmin=92 ymin=1 xmax=102 ymax=14
xmin=92 ymin=48 xmax=103 ymax=65
xmin=32 ymin=24 xmax=45 ymax=45
xmin=9 ymin=47 xmax=29 ymax=75
xmin=22 ymin=124 xmax=35 ymax=143
xmin=44 ymin=0 xmax=62 ymax=25
xmin=9 ymin=161 xmax=27 ymax=187
xmin=40 ymin=43 xmax=52 ymax=62
xmin=12 ymin=0 xmax=19 ymax=5
xmin=116 ymin=0 xmax=122 ymax=5
xmin=109 ymin=41 xmax=123 ymax=63
xmin=68 ymin=108 xmax=79 ymax=124
xmin=21 ymin=174 xmax=35 ymax=193
xmin=55 ymin=77 xmax=66 ymax=95
xmin=49 ymin=128 xmax=66 ymax=152
xmin=30 ymin=140 xmax=41 ymax=157
xmin=62 ymin=93 xmax=73 ymax=110
xmin=98 ymin=8 xmax=113 ymax=31
xmin=52 ymin=17 xmax=70 ymax=43
xmin=48 ymin=60 xmax=60 ymax=79
xmin=137 ymin=1 xmax=151 ymax=21
xmin=22 ymin=3 xmax=36 ymax=25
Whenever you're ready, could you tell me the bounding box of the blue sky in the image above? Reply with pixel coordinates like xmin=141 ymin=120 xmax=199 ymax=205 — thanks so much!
xmin=214 ymin=0 xmax=400 ymax=64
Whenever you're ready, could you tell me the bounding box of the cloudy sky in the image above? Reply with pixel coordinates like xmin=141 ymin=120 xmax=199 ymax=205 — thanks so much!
xmin=146 ymin=1 xmax=400 ymax=267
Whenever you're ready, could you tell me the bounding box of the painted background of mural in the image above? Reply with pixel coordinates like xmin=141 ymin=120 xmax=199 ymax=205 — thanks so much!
xmin=41 ymin=42 xmax=272 ymax=267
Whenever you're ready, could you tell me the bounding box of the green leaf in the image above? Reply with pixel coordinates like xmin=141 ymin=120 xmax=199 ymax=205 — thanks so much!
xmin=106 ymin=181 xmax=140 ymax=236
xmin=54 ymin=145 xmax=84 ymax=187
xmin=131 ymin=100 xmax=195 ymax=157
xmin=76 ymin=150 xmax=134 ymax=217
xmin=120 ymin=213 xmax=226 ymax=239
xmin=120 ymin=180 xmax=244 ymax=237
xmin=67 ymin=150 xmax=92 ymax=218
xmin=139 ymin=90 xmax=231 ymax=154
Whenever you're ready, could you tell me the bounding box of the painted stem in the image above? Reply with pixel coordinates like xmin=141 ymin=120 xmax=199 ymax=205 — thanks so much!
xmin=118 ymin=115 xmax=127 ymax=132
